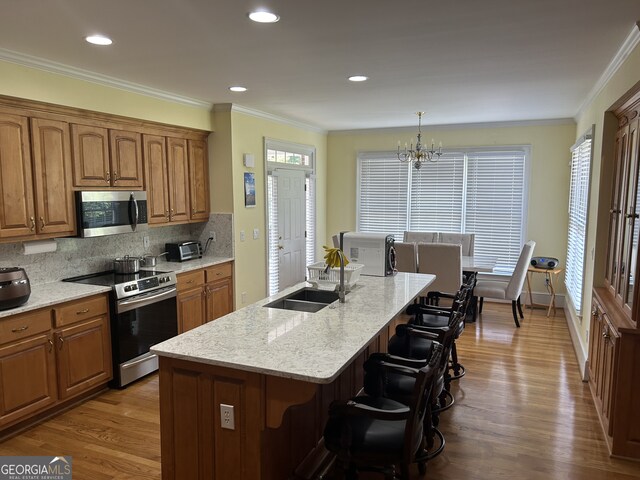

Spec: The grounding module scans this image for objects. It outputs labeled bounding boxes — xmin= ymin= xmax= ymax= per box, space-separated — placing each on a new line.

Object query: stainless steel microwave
xmin=76 ymin=191 xmax=148 ymax=237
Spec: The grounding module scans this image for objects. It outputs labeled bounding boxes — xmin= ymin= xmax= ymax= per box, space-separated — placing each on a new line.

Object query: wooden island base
xmin=158 ymin=316 xmax=404 ymax=480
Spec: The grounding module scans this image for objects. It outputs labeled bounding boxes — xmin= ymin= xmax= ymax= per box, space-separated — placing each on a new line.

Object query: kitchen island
xmin=151 ymin=272 xmax=434 ymax=480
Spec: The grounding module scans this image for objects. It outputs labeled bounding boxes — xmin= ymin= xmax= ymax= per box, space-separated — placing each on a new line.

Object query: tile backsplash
xmin=0 ymin=213 xmax=233 ymax=285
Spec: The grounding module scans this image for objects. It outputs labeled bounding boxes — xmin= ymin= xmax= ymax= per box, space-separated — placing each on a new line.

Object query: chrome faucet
xmin=338 ymin=232 xmax=346 ymax=303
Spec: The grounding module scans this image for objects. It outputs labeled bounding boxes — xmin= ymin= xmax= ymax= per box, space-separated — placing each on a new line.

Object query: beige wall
xmin=573 ymin=42 xmax=640 ymax=352
xmin=0 ymin=60 xmax=211 ymax=130
xmin=327 ymin=122 xmax=577 ymax=293
xmin=224 ymin=109 xmax=328 ymax=306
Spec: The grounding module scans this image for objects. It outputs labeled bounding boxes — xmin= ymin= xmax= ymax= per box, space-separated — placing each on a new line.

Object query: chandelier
xmin=397 ymin=112 xmax=442 ymax=170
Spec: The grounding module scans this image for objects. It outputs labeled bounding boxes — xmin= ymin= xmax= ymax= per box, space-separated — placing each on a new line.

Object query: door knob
xmin=278 ymin=245 xmax=284 ymax=250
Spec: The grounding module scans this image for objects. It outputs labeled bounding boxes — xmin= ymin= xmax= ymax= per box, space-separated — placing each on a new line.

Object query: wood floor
xmin=2 ymin=303 xmax=640 ymax=479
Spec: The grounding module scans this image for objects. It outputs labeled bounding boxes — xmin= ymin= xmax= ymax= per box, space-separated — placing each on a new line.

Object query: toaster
xmin=0 ymin=267 xmax=31 ymax=310
xmin=165 ymin=241 xmax=203 ymax=262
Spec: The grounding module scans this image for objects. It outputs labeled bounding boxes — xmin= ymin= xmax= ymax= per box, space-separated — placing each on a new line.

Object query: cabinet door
xmin=620 ymin=118 xmax=639 ymax=315
xmin=71 ymin=124 xmax=110 ymax=187
xmin=177 ymin=287 xmax=205 ymax=333
xmin=601 ymin=318 xmax=619 ymax=435
xmin=0 ymin=113 xmax=36 ymax=239
xmin=0 ymin=333 xmax=57 ymax=427
xmin=30 ymin=118 xmax=76 ymax=236
xmin=188 ymin=139 xmax=210 ymax=221
xmin=143 ymin=134 xmax=170 ymax=224
xmin=167 ymin=137 xmax=190 ymax=223
xmin=206 ymin=278 xmax=233 ymax=322
xmin=109 ymin=129 xmax=143 ymax=188
xmin=605 ymin=128 xmax=627 ymax=291
xmin=55 ymin=315 xmax=112 ymax=400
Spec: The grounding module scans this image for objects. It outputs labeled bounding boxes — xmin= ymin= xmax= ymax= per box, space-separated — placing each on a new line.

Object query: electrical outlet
xmin=240 ymin=230 xmax=245 ymax=242
xmin=209 ymin=231 xmax=216 ymax=242
xmin=241 ymin=292 xmax=247 ymax=304
xmin=143 ymin=235 xmax=150 ymax=249
xmin=220 ymin=404 xmax=235 ymax=430
xmin=253 ymin=228 xmax=259 ymax=240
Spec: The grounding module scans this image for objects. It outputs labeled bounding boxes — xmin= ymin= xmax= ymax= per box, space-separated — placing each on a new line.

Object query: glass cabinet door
xmin=621 ymin=120 xmax=639 ymax=313
xmin=606 ymin=129 xmax=626 ymax=290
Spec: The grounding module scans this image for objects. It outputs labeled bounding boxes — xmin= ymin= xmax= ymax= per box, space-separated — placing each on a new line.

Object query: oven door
xmin=113 ymin=286 xmax=177 ymax=386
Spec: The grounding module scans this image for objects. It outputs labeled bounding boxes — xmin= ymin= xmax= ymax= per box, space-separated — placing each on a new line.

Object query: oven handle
xmin=117 ymin=286 xmax=177 ymax=314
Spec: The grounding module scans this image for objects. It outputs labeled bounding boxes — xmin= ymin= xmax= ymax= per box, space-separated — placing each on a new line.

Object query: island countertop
xmin=151 ymin=272 xmax=434 ymax=384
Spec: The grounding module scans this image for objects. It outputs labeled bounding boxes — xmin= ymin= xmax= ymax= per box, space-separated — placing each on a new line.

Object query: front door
xmin=275 ymin=169 xmax=306 ymax=290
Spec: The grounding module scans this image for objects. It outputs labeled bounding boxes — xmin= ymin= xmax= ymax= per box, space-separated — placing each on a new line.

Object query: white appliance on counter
xmin=340 ymin=232 xmax=395 ymax=276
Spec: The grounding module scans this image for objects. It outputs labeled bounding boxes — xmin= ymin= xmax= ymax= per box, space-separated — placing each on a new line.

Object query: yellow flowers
xmin=322 ymin=245 xmax=349 ymax=268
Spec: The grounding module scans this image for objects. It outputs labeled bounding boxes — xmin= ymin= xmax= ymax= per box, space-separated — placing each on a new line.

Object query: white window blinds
xmin=465 ymin=150 xmax=526 ymax=274
xmin=357 ymin=152 xmax=409 ymax=240
xmin=357 ymin=147 xmax=529 ymax=274
xmin=565 ymin=128 xmax=593 ymax=314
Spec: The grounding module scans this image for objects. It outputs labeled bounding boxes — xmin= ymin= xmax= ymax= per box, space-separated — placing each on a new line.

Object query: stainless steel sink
xmin=264 ymin=287 xmax=342 ymax=312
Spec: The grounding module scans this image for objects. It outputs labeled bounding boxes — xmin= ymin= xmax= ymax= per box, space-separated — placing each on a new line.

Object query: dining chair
xmin=394 ymin=241 xmax=418 ymax=273
xmin=474 ymin=240 xmax=536 ymax=327
xmin=417 ymin=242 xmax=462 ymax=304
xmin=403 ymin=231 xmax=439 ymax=243
xmin=438 ymin=232 xmax=475 ymax=256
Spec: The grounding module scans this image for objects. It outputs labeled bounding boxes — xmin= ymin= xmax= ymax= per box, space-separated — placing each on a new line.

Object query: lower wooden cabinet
xmin=589 ymin=288 xmax=640 ymax=459
xmin=0 ymin=333 xmax=57 ymax=428
xmin=177 ymin=262 xmax=234 ymax=333
xmin=0 ymin=293 xmax=112 ymax=431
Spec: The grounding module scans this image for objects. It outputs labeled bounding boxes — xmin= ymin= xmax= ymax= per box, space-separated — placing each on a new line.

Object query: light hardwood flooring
xmin=2 ymin=303 xmax=640 ymax=479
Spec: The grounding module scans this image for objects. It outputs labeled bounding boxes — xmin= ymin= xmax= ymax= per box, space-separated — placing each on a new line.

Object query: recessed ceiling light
xmin=85 ymin=35 xmax=112 ymax=46
xmin=229 ymin=86 xmax=247 ymax=92
xmin=348 ymin=75 xmax=368 ymax=82
xmin=248 ymin=11 xmax=280 ymax=23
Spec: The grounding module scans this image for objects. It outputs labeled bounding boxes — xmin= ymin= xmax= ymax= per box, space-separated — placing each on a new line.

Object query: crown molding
xmin=214 ymin=103 xmax=327 ymax=134
xmin=575 ymin=24 xmax=640 ymax=118
xmin=329 ymin=117 xmax=576 ymax=135
xmin=0 ymin=47 xmax=212 ymax=109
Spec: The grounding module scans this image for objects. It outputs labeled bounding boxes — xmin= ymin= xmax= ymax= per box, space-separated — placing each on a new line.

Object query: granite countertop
xmin=151 ymin=272 xmax=435 ymax=384
xmin=0 ymin=255 xmax=234 ymax=319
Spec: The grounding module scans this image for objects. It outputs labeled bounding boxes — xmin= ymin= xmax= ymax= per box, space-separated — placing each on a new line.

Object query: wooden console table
xmin=525 ymin=266 xmax=563 ymax=317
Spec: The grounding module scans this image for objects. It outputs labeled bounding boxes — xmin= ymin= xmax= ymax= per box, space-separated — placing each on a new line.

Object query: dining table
xmin=462 ymin=256 xmax=497 ymax=322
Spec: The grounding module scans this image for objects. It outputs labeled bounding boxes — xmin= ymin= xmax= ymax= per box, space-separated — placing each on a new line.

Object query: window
xmin=357 ymin=147 xmax=528 ymax=274
xmin=266 ymin=139 xmax=316 ymax=296
xmin=565 ymin=128 xmax=593 ymax=314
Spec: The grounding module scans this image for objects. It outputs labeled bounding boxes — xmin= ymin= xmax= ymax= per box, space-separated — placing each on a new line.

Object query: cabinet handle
xmin=602 ymin=331 xmax=610 ymax=339
xmin=216 ymin=272 xmax=223 ymax=276
xmin=11 ymin=325 xmax=29 ymax=333
xmin=106 ymin=171 xmax=111 ymax=183
xmin=610 ymin=208 xmax=621 ymax=214
xmin=186 ymin=280 xmax=194 ymax=284
xmin=30 ymin=216 xmax=35 ymax=231
xmin=48 ymin=338 xmax=54 ymax=353
xmin=76 ymin=308 xmax=90 ymax=315
xmin=165 ymin=210 xmax=170 ymax=219
xmin=57 ymin=335 xmax=64 ymax=350
xmin=40 ymin=216 xmax=45 ymax=230
xmin=625 ymin=212 xmax=639 ymax=219
xmin=591 ymin=308 xmax=599 ymax=319
xmin=113 ymin=171 xmax=118 ymax=183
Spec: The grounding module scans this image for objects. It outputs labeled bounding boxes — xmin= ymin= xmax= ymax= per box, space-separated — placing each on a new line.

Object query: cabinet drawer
xmin=177 ymin=270 xmax=205 ymax=292
xmin=0 ymin=309 xmax=52 ymax=345
xmin=53 ymin=294 xmax=108 ymax=328
xmin=205 ymin=263 xmax=232 ymax=283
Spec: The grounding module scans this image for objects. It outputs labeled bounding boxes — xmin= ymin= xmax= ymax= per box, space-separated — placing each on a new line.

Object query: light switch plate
xmin=253 ymin=228 xmax=259 ymax=239
xmin=240 ymin=230 xmax=245 ymax=242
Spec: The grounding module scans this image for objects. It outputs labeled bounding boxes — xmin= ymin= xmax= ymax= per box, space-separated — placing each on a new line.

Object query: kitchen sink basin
xmin=264 ymin=287 xmax=343 ymax=312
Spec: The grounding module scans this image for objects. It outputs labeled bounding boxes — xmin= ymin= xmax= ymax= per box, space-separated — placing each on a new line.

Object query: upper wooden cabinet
xmin=144 ymin=135 xmax=210 ymax=226
xmin=71 ymin=124 xmax=144 ymax=189
xmin=0 ymin=114 xmax=75 ymax=241
xmin=188 ymin=139 xmax=210 ymax=222
xmin=0 ymin=113 xmax=35 ymax=239
xmin=30 ymin=118 xmax=76 ymax=236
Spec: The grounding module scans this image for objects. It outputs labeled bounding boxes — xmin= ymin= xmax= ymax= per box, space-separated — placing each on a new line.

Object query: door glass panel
xmin=625 ymin=127 xmax=639 ymax=307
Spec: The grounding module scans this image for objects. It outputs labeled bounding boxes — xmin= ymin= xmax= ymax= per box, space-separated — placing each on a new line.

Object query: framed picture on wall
xmin=244 ymin=172 xmax=256 ymax=207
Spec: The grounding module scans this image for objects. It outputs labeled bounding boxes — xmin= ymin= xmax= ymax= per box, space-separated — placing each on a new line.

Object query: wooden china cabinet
xmin=590 ymin=89 xmax=640 ymax=459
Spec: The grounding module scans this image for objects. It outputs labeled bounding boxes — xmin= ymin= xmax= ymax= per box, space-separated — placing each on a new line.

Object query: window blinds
xmin=565 ymin=130 xmax=593 ymax=314
xmin=357 ymin=147 xmax=528 ymax=274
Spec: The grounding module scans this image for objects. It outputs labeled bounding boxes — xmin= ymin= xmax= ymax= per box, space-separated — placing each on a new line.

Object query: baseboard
xmin=564 ymin=303 xmax=589 ymax=381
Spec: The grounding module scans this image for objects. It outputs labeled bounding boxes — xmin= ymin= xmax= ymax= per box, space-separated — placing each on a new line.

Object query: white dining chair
xmin=404 ymin=231 xmax=439 ymax=243
xmin=417 ymin=242 xmax=463 ymax=303
xmin=439 ymin=232 xmax=475 ymax=256
xmin=394 ymin=241 xmax=418 ymax=273
xmin=474 ymin=240 xmax=536 ymax=327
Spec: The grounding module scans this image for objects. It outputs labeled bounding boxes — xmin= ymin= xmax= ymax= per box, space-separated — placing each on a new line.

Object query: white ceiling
xmin=1 ymin=0 xmax=639 ymax=131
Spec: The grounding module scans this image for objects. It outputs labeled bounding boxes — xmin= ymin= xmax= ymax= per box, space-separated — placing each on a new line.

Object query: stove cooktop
xmin=63 ymin=269 xmax=177 ymax=299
